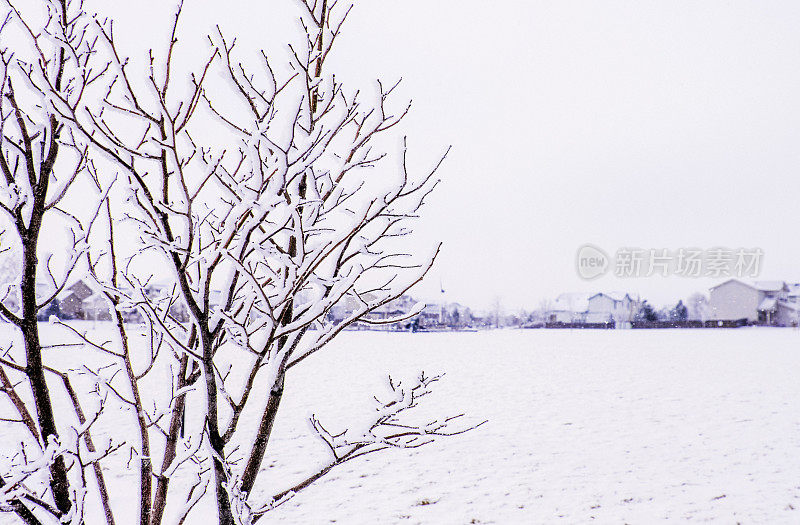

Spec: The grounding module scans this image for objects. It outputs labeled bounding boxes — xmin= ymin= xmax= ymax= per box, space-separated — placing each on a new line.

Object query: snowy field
xmin=3 ymin=327 xmax=800 ymax=524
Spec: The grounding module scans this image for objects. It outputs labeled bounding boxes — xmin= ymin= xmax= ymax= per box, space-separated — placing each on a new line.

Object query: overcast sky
xmin=64 ymin=1 xmax=800 ymax=310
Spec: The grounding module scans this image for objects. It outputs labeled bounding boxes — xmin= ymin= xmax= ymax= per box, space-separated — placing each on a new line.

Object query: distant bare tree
xmin=687 ymin=292 xmax=709 ymax=323
xmin=491 ymin=297 xmax=504 ymax=328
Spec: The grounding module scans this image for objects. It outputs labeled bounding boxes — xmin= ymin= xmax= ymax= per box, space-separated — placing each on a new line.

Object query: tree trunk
xmin=203 ymin=342 xmax=234 ymax=525
xmin=240 ymin=370 xmax=284 ymax=495
xmin=240 ymin=290 xmax=294 ymax=496
xmin=21 ymin=239 xmax=71 ymax=516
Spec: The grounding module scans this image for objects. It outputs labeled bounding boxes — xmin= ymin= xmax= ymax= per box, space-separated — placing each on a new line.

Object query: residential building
xmin=708 ymin=279 xmax=799 ymax=326
xmin=59 ymin=280 xmax=95 ymax=319
xmin=548 ymin=291 xmax=639 ymax=326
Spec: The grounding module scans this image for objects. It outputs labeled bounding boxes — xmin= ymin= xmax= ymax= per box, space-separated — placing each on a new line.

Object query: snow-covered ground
xmin=3 ymin=327 xmax=800 ymax=523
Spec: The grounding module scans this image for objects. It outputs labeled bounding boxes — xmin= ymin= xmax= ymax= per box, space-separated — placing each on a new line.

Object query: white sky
xmin=36 ymin=1 xmax=800 ymax=310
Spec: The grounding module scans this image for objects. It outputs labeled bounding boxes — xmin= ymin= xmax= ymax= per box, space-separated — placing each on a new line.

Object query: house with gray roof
xmin=708 ymin=279 xmax=800 ymax=326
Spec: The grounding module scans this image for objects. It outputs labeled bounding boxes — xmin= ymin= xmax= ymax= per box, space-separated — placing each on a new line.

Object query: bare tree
xmin=687 ymin=292 xmax=709 ymax=323
xmin=491 ymin=296 xmax=504 ymax=328
xmin=0 ymin=0 xmax=482 ymax=524
xmin=0 ymin=1 xmax=116 ymax=522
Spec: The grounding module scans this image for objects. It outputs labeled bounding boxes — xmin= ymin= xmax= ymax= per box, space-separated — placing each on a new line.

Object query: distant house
xmin=549 ymin=293 xmax=591 ymax=323
xmin=418 ymin=304 xmax=444 ymax=328
xmin=327 ymin=293 xmax=376 ymax=326
xmin=325 ymin=293 xmax=422 ymax=329
xmin=59 ymin=280 xmax=95 ymax=320
xmin=605 ymin=292 xmax=639 ymax=324
xmin=776 ymin=300 xmax=800 ymax=327
xmin=549 ymin=292 xmax=639 ymax=326
xmin=442 ymin=303 xmax=472 ymax=329
xmin=469 ymin=312 xmax=492 ymax=329
xmin=327 ymin=300 xmax=352 ymax=325
xmin=368 ymin=295 xmax=417 ymax=323
xmin=787 ymin=283 xmax=800 ymax=302
xmin=83 ymin=293 xmax=113 ymax=321
xmin=708 ymin=279 xmax=799 ymax=326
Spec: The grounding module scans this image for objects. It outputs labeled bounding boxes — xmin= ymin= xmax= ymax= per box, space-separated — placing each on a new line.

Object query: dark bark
xmin=202 ymin=332 xmax=234 ymax=525
xmin=21 ymin=235 xmax=71 ymax=516
xmin=240 ymin=370 xmax=284 ymax=495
